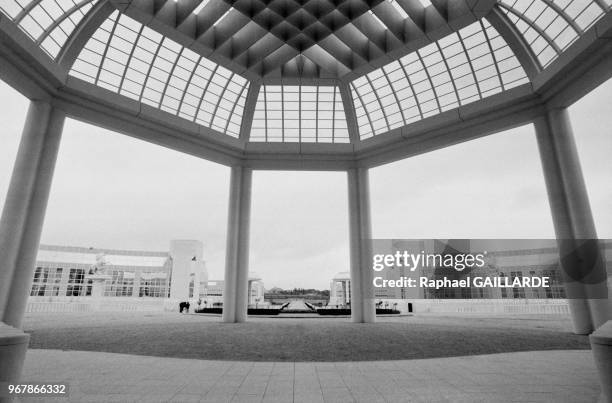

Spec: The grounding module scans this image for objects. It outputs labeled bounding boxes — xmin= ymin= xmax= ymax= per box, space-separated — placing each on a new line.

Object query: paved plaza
xmin=21 ymin=312 xmax=589 ymax=362
xmin=18 ymin=349 xmax=600 ymax=403
xmin=11 ymin=312 xmax=601 ymax=402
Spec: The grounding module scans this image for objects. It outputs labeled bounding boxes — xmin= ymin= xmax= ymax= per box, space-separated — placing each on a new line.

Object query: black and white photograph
xmin=0 ymin=0 xmax=611 ymax=402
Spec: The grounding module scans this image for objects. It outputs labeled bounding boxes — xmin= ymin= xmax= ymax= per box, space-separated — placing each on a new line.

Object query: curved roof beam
xmin=58 ymin=0 xmax=115 ymax=70
xmin=435 ymin=41 xmax=462 ymax=104
xmin=415 ymin=50 xmax=442 ymax=113
xmin=538 ymin=0 xmax=581 ymax=34
xmin=497 ymin=3 xmax=561 ymax=54
xmin=365 ymin=74 xmax=391 ymax=130
xmin=13 ymin=0 xmax=44 ymax=23
xmin=193 ymin=64 xmax=220 ymax=126
xmin=35 ymin=0 xmax=93 ymax=45
xmin=209 ymin=71 xmax=235 ymax=122
xmin=1 ymin=0 xmax=101 ymax=60
xmin=157 ymin=47 xmax=186 ymax=110
xmin=237 ymin=83 xmax=259 ymax=141
xmin=381 ymin=65 xmax=407 ymax=123
xmin=485 ymin=7 xmax=541 ymax=80
xmin=480 ymin=19 xmax=507 ymax=91
xmin=454 ymin=30 xmax=482 ymax=100
xmin=350 ymin=82 xmax=377 ymax=138
xmin=397 ymin=62 xmax=424 ymax=119
xmin=338 ymin=82 xmax=360 ymax=144
xmin=175 ymin=53 xmax=203 ymax=113
xmin=225 ymin=82 xmax=249 ymax=135
xmin=490 ymin=1 xmax=610 ymax=70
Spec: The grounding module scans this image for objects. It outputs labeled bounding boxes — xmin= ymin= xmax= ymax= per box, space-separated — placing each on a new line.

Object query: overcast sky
xmin=0 ymin=79 xmax=610 ymax=289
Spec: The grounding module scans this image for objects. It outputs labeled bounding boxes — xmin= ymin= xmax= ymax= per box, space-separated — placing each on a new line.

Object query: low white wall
xmin=371 ymin=299 xmax=569 ymax=315
xmin=26 ymin=297 xmax=166 ymax=313
xmin=412 ymin=299 xmax=570 ymax=315
xmin=26 ymin=297 xmax=571 ymax=315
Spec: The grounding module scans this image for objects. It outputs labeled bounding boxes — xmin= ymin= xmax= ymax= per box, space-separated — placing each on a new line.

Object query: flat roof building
xmin=28 ymin=241 xmax=207 ymax=309
xmin=32 ymin=244 xmax=172 ymax=299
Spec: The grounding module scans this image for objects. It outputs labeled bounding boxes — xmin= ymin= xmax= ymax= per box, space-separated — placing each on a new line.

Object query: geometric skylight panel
xmin=0 ymin=0 xmax=96 ymax=59
xmin=69 ymin=11 xmax=249 ymax=137
xmin=351 ymin=19 xmax=529 ymax=139
xmin=499 ymin=0 xmax=608 ymax=68
xmin=251 ymin=85 xmax=349 ymax=143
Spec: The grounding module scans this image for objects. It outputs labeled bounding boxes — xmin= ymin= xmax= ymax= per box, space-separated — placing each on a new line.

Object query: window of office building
xmin=66 ymin=268 xmax=85 ymax=296
xmin=104 ymin=271 xmax=135 ymax=297
xmin=543 ymin=268 xmax=566 ymax=299
xmin=511 ymin=271 xmax=525 ymax=299
xmin=30 ymin=267 xmax=63 ymax=296
xmin=188 ymin=273 xmax=195 ymax=299
xmin=139 ymin=272 xmax=169 ymax=298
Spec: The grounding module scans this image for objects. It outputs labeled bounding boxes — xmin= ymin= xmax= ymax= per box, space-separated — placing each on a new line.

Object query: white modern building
xmin=26 ymin=241 xmax=208 ymax=312
xmin=169 ymin=240 xmax=208 ymax=302
xmin=329 ymin=272 xmax=351 ymax=307
xmin=201 ymin=275 xmax=266 ymax=307
xmin=31 ymin=244 xmax=172 ymax=299
xmin=27 ymin=241 xmax=267 ymax=312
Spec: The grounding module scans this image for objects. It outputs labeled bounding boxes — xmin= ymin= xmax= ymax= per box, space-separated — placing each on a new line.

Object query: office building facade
xmin=27 ymin=241 xmax=208 ymax=310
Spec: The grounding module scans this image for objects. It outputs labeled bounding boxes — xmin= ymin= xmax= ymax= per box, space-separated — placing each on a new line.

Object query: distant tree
xmin=268 ymin=287 xmax=330 ymax=297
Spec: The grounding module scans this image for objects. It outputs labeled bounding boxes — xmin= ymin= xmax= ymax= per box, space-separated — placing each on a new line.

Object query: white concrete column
xmin=0 ymin=101 xmax=64 ymax=329
xmin=222 ymin=166 xmax=252 ymax=323
xmin=347 ymin=167 xmax=376 ymax=323
xmin=534 ymin=108 xmax=610 ymax=334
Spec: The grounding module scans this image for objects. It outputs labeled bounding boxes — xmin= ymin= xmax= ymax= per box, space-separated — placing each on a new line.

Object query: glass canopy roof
xmin=0 ymin=0 xmax=96 ymax=59
xmin=70 ymin=11 xmax=249 ymax=137
xmin=351 ymin=19 xmax=528 ymax=139
xmin=498 ymin=0 xmax=611 ymax=68
xmin=0 ymin=0 xmax=610 ymax=142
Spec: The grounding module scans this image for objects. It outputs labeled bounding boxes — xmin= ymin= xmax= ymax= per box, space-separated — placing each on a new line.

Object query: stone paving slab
xmin=15 ymin=349 xmax=600 ymax=403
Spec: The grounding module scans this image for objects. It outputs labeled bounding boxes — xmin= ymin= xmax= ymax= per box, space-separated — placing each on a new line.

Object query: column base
xmin=363 ymin=300 xmax=376 ymax=324
xmin=0 ymin=322 xmax=30 ymax=384
xmin=568 ymin=299 xmax=594 ymax=335
xmin=222 ymin=312 xmax=246 ymax=323
xmin=589 ymin=298 xmax=612 ymax=330
xmin=589 ymin=321 xmax=612 ymax=403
